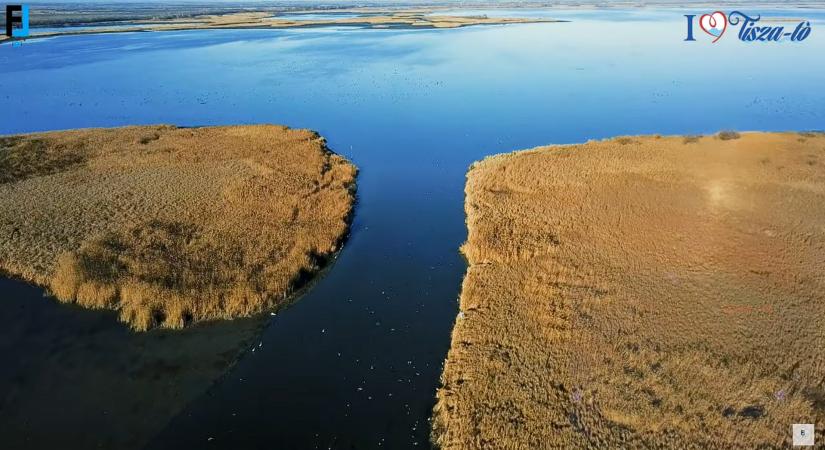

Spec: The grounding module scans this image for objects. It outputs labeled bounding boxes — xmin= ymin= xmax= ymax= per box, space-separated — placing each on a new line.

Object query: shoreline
xmin=1 ymin=10 xmax=562 ymax=42
xmin=6 ymin=2 xmax=821 ymax=43
xmin=0 ymin=124 xmax=357 ymax=331
xmin=434 ymin=131 xmax=825 ymax=448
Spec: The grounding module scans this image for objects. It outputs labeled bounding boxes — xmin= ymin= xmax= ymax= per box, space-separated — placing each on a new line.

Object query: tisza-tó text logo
xmin=685 ymin=11 xmax=811 ymax=43
xmin=5 ymin=4 xmax=29 ymax=38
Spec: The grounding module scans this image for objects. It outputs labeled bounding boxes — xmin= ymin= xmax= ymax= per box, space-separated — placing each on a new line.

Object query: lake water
xmin=1 ymin=8 xmax=824 ymax=449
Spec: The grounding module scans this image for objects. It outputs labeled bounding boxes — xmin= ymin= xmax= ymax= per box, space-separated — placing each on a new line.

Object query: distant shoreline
xmin=5 ymin=3 xmax=822 ymax=42
xmin=0 ymin=9 xmax=562 ymax=42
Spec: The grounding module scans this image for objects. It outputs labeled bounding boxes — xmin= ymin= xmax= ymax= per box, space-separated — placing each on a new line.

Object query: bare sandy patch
xmin=0 ymin=124 xmax=356 ymax=331
xmin=433 ymin=132 xmax=825 ymax=448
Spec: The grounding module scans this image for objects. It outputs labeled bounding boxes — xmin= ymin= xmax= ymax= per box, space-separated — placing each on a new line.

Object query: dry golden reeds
xmin=0 ymin=124 xmax=356 ymax=331
xmin=434 ymin=132 xmax=825 ymax=449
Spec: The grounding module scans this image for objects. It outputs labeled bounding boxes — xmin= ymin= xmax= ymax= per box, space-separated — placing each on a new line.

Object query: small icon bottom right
xmin=793 ymin=424 xmax=815 ymax=446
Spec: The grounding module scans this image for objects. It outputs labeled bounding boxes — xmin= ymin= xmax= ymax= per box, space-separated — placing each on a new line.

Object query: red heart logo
xmin=699 ymin=11 xmax=727 ymax=43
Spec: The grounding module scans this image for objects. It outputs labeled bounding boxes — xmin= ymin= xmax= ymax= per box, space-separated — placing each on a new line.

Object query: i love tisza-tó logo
xmin=685 ymin=11 xmax=811 ymax=43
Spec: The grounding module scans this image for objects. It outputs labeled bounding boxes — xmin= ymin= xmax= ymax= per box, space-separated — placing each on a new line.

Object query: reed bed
xmin=0 ymin=124 xmax=356 ymax=330
xmin=433 ymin=132 xmax=825 ymax=449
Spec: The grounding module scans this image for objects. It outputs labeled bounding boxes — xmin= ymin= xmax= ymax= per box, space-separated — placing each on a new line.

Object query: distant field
xmin=434 ymin=132 xmax=825 ymax=448
xmin=2 ymin=4 xmax=269 ymax=26
xmin=0 ymin=125 xmax=356 ymax=331
xmin=5 ymin=9 xmax=558 ymax=40
xmin=0 ymin=3 xmax=550 ymax=27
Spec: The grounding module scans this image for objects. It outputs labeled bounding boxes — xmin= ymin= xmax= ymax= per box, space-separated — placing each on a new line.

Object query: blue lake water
xmin=1 ymin=8 xmax=824 ymax=449
xmin=428 ymin=6 xmax=825 ymax=22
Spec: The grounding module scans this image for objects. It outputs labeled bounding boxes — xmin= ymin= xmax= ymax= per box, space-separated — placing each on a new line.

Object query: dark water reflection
xmin=1 ymin=9 xmax=825 ymax=449
xmin=0 ymin=277 xmax=266 ymax=449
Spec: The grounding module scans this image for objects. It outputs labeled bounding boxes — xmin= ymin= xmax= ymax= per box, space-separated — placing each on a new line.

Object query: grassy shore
xmin=7 ymin=10 xmax=559 ymax=41
xmin=433 ymin=132 xmax=825 ymax=448
xmin=0 ymin=125 xmax=356 ymax=331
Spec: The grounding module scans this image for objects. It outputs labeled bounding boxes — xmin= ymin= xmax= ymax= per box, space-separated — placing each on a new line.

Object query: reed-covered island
xmin=2 ymin=9 xmax=562 ymax=41
xmin=434 ymin=132 xmax=825 ymax=448
xmin=0 ymin=125 xmax=356 ymax=330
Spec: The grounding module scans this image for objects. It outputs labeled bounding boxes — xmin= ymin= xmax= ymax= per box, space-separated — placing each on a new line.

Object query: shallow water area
xmin=1 ymin=7 xmax=825 ymax=449
xmin=427 ymin=6 xmax=825 ymax=22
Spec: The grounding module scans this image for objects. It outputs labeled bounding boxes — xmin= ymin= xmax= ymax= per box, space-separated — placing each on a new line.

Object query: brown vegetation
xmin=25 ymin=10 xmax=560 ymax=39
xmin=0 ymin=125 xmax=356 ymax=330
xmin=718 ymin=130 xmax=742 ymax=140
xmin=433 ymin=132 xmax=825 ymax=448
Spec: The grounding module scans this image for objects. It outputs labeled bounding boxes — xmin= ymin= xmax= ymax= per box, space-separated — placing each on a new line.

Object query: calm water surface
xmin=1 ymin=8 xmax=824 ymax=450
